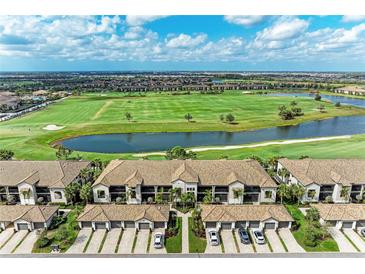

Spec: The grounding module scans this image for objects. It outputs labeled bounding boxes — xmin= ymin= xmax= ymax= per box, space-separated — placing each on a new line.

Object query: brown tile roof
xmin=77 ymin=204 xmax=170 ymax=222
xmin=278 ymin=158 xmax=365 ymax=186
xmin=0 ymin=205 xmax=59 ymax=223
xmin=0 ymin=160 xmax=90 ymax=188
xmin=200 ymin=204 xmax=293 ymax=222
xmin=94 ymin=160 xmax=276 ymax=188
xmin=312 ymin=203 xmax=365 ymax=221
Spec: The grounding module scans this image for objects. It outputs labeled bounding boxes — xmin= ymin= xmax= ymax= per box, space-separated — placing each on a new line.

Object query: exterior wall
xmin=18 ymin=182 xmax=36 ymax=205
xmin=93 ymin=184 xmax=110 ymax=203
xmin=50 ymin=188 xmax=67 ymax=204
xmin=260 ymin=187 xmax=277 ymax=203
xmin=336 ymin=220 xmax=356 ymax=229
xmin=332 ymin=184 xmax=350 ymax=203
xmin=172 ymin=180 xmax=197 ymax=199
xmin=0 ymin=222 xmax=7 ymax=230
xmin=228 ymin=182 xmax=244 ymax=204
xmin=303 ymin=183 xmax=321 ymax=202
xmin=127 ymin=185 xmax=142 ymax=204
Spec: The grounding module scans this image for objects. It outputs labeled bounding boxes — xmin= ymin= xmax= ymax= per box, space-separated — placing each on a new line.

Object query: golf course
xmin=1 ymin=90 xmax=365 ymax=161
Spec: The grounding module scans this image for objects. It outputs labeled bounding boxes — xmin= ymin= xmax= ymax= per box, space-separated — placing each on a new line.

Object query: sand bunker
xmin=43 ymin=124 xmax=65 ymax=131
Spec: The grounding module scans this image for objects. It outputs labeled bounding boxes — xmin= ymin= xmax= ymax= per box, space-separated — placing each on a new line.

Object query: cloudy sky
xmin=0 ymin=15 xmax=365 ymax=71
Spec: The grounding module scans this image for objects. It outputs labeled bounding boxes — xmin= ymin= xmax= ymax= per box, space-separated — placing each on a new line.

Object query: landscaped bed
xmin=188 ymin=217 xmax=206 ymax=253
xmin=165 ymin=217 xmax=182 ymax=253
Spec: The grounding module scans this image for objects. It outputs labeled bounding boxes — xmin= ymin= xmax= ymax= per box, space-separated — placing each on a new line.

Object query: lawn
xmin=285 ymin=204 xmax=339 ymax=252
xmin=188 ymin=217 xmax=206 ymax=253
xmin=1 ymin=91 xmax=365 ymax=161
xmin=165 ymin=217 xmax=182 ymax=253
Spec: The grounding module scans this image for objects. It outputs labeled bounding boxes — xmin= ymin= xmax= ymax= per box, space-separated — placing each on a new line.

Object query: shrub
xmin=305 ymin=208 xmax=321 ymax=223
xmin=35 ymin=234 xmax=51 ymax=248
xmin=325 ymin=196 xmax=333 ymax=203
xmin=335 ymin=102 xmax=341 ymax=107
xmin=49 ymin=215 xmax=66 ymax=230
xmin=314 ymin=94 xmax=322 ymax=101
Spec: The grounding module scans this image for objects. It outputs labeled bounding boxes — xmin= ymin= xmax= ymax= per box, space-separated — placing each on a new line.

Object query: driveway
xmin=234 ymin=230 xmax=254 ymax=253
xmin=249 ymin=229 xmax=271 ymax=253
xmin=0 ymin=228 xmax=14 ymax=248
xmin=0 ymin=230 xmax=28 ymax=254
xmin=265 ymin=230 xmax=285 ymax=253
xmin=66 ymin=228 xmax=92 ymax=254
xmin=278 ymin=228 xmax=305 ymax=253
xmin=117 ymin=228 xmax=135 ymax=254
xmin=221 ymin=230 xmax=237 ymax=253
xmin=204 ymin=230 xmax=221 ymax=254
xmin=343 ymin=229 xmax=365 ymax=252
xmin=134 ymin=229 xmax=150 ymax=254
xmin=328 ymin=227 xmax=357 ymax=253
xmin=85 ymin=229 xmax=106 ymax=254
xmin=14 ymin=230 xmax=40 ymax=254
xmin=149 ymin=229 xmax=167 ymax=254
xmin=100 ymin=229 xmax=122 ymax=254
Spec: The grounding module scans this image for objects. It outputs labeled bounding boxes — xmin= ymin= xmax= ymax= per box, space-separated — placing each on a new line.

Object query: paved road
xmin=14 ymin=230 xmax=39 ymax=254
xmin=278 ymin=228 xmax=305 ymax=253
xmin=0 ymin=230 xmax=28 ymax=254
xmin=0 ymin=228 xmax=14 ymax=248
xmin=134 ymin=230 xmax=150 ymax=254
xmin=204 ymin=230 xmax=221 ymax=254
xmin=67 ymin=228 xmax=92 ymax=254
xmin=85 ymin=229 xmax=106 ymax=254
xmin=149 ymin=229 xmax=167 ymax=254
xmin=343 ymin=229 xmax=365 ymax=252
xmin=221 ymin=230 xmax=237 ymax=254
xmin=100 ymin=229 xmax=121 ymax=254
xmin=234 ymin=230 xmax=254 ymax=253
xmin=265 ymin=230 xmax=285 ymax=253
xmin=118 ymin=229 xmax=135 ymax=254
xmin=250 ymin=230 xmax=271 ymax=253
xmin=328 ymin=228 xmax=357 ymax=253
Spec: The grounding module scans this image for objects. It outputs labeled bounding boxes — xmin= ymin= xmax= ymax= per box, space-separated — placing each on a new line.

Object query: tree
xmin=318 ymin=104 xmax=325 ymax=112
xmin=314 ymin=94 xmax=322 ymax=101
xmin=219 ymin=114 xmax=225 ymax=123
xmin=180 ymin=192 xmax=195 ymax=210
xmin=277 ymin=184 xmax=289 ymax=204
xmin=56 ymin=145 xmax=73 ymax=160
xmin=305 ymin=208 xmax=320 ymax=223
xmin=290 ymin=100 xmax=298 ymax=107
xmin=0 ymin=149 xmax=14 ymax=160
xmin=125 ymin=112 xmax=132 ymax=121
xmin=292 ymin=184 xmax=305 ymax=205
xmin=169 ymin=187 xmax=181 ymax=206
xmin=291 ymin=106 xmax=303 ymax=116
xmin=65 ymin=182 xmax=81 ymax=205
xmin=278 ymin=167 xmax=290 ymax=183
xmin=225 ymin=113 xmax=235 ymax=124
xmin=166 ymin=146 xmax=197 ymax=160
xmin=340 ymin=187 xmax=350 ymax=201
xmin=80 ymin=183 xmax=93 ymax=204
xmin=202 ymin=189 xmax=213 ymax=204
xmin=335 ymin=102 xmax=341 ymax=107
xmin=155 ymin=188 xmax=164 ymax=204
xmin=184 ymin=113 xmax=193 ymax=122
xmin=232 ymin=188 xmax=244 ymax=204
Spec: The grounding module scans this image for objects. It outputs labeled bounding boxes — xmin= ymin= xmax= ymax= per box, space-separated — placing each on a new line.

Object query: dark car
xmin=238 ymin=228 xmax=250 ymax=244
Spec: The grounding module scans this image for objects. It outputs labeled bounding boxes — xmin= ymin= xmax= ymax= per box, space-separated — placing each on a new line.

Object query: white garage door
xmin=125 ymin=221 xmax=135 ymax=228
xmin=95 ymin=222 xmax=107 ymax=229
xmin=357 ymin=220 xmax=365 ymax=227
xmin=264 ymin=223 xmax=276 ymax=230
xmin=34 ymin=222 xmax=44 ymax=229
xmin=278 ymin=222 xmax=290 ymax=229
xmin=111 ymin=221 xmax=122 ymax=228
xmin=249 ymin=221 xmax=260 ymax=228
xmin=139 ymin=223 xmax=150 ymax=230
xmin=82 ymin=222 xmax=92 ymax=228
xmin=206 ymin=222 xmax=216 ymax=229
xmin=154 ymin=222 xmax=165 ymax=229
xmin=17 ymin=223 xmax=29 ymax=230
xmin=221 ymin=222 xmax=232 ymax=230
xmin=342 ymin=222 xmax=354 ymax=229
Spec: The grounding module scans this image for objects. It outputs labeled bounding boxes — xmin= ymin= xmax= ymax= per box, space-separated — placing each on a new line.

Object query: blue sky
xmin=0 ymin=15 xmax=365 ymax=71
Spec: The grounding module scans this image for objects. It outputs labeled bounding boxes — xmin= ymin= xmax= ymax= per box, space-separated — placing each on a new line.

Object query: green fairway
xmin=1 ymin=91 xmax=365 ymax=160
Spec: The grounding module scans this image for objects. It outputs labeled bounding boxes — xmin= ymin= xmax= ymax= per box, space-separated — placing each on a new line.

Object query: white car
xmin=253 ymin=230 xmax=265 ymax=245
xmin=153 ymin=232 xmax=164 ymax=249
xmin=208 ymin=229 xmax=220 ymax=246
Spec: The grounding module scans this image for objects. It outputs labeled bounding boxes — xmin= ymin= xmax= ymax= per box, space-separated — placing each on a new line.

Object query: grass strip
xmin=11 ymin=231 xmax=29 ymax=253
xmin=219 ymin=231 xmax=225 ymax=253
xmin=97 ymin=230 xmax=108 ymax=253
xmin=114 ymin=229 xmax=124 ymax=253
xmin=131 ymin=230 xmax=138 ymax=253
xmin=232 ymin=230 xmax=240 ymax=253
xmin=277 ymin=230 xmax=288 ymax=252
xmin=341 ymin=230 xmax=360 ymax=252
xmin=0 ymin=231 xmax=15 ymax=249
xmin=247 ymin=230 xmax=256 ymax=253
xmin=146 ymin=230 xmax=152 ymax=253
xmin=83 ymin=230 xmax=94 ymax=253
xmin=264 ymin=234 xmax=273 ymax=252
xmin=165 ymin=217 xmax=182 ymax=253
xmin=188 ymin=217 xmax=206 ymax=253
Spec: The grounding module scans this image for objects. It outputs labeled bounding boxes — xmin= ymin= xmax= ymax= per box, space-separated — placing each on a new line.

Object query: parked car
xmin=208 ymin=229 xmax=220 ymax=246
xmin=360 ymin=228 xmax=365 ymax=237
xmin=153 ymin=232 xmax=164 ymax=249
xmin=238 ymin=228 xmax=250 ymax=244
xmin=253 ymin=230 xmax=265 ymax=245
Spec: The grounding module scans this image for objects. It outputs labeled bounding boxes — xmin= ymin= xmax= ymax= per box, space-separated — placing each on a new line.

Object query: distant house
xmin=277 ymin=158 xmax=365 ymax=203
xmin=334 ymin=86 xmax=365 ymax=96
xmin=92 ymin=160 xmax=277 ymax=205
xmin=0 ymin=161 xmax=90 ymax=205
xmin=0 ymin=205 xmax=59 ymax=231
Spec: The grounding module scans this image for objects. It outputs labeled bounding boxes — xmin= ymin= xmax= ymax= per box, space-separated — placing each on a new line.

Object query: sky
xmin=0 ymin=15 xmax=365 ymax=71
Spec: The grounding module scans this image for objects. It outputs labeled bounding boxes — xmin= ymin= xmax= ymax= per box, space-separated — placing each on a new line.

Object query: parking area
xmin=0 ymin=228 xmax=14 ymax=249
xmin=204 ymin=230 xmax=221 ymax=254
xmin=117 ymin=228 xmax=136 ymax=254
xmin=85 ymin=229 xmax=106 ymax=254
xmin=234 ymin=230 xmax=254 ymax=253
xmin=67 ymin=228 xmax=92 ymax=254
xmin=278 ymin=228 xmax=305 ymax=253
xmin=249 ymin=229 xmax=271 ymax=253
xmin=134 ymin=229 xmax=150 ymax=254
xmin=0 ymin=230 xmax=28 ymax=254
xmin=265 ymin=230 xmax=285 ymax=253
xmin=14 ymin=230 xmax=40 ymax=254
xmin=343 ymin=229 xmax=365 ymax=252
xmin=149 ymin=229 xmax=167 ymax=254
xmin=220 ymin=230 xmax=237 ymax=253
xmin=328 ymin=227 xmax=357 ymax=252
xmin=100 ymin=229 xmax=122 ymax=254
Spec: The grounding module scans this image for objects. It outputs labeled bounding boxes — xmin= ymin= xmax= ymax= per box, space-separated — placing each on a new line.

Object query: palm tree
xmin=277 ymin=184 xmax=289 ymax=204
xmin=340 ymin=187 xmax=350 ymax=201
xmin=278 ymin=167 xmax=290 ymax=183
xmin=233 ymin=188 xmax=244 ymax=204
xmin=184 ymin=113 xmax=193 ymax=122
xmin=292 ymin=184 xmax=305 ymax=205
xmin=169 ymin=187 xmax=181 ymax=207
xmin=203 ymin=189 xmax=213 ymax=204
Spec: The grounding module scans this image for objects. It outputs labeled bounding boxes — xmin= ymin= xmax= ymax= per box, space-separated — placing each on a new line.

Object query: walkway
xmin=177 ymin=211 xmax=190 ymax=254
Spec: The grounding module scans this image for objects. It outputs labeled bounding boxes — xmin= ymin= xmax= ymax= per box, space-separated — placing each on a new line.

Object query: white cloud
xmin=224 ymin=16 xmax=265 ymax=27
xmin=342 ymin=15 xmax=365 ymax=23
xmin=125 ymin=16 xmax=167 ymax=26
xmin=166 ymin=33 xmax=207 ymax=48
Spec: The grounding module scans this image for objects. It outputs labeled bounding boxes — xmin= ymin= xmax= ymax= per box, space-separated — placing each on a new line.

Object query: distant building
xmin=334 ymin=86 xmax=365 ymax=96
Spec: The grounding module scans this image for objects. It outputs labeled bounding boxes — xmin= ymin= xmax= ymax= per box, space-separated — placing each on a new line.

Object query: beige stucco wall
xmin=18 ymin=182 xmax=36 ymax=205
xmin=93 ymin=184 xmax=110 ymax=203
xmin=228 ymin=181 xmax=244 ymax=204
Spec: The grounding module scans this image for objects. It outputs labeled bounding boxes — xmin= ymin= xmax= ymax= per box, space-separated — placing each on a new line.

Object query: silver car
xmin=253 ymin=230 xmax=265 ymax=245
xmin=208 ymin=229 xmax=220 ymax=246
xmin=153 ymin=232 xmax=164 ymax=249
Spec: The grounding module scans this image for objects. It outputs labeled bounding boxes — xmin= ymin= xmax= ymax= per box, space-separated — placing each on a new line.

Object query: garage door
xmin=221 ymin=222 xmax=232 ymax=230
xmin=278 ymin=222 xmax=290 ymax=229
xmin=17 ymin=223 xmax=29 ymax=230
xmin=139 ymin=223 xmax=150 ymax=230
xmin=82 ymin=222 xmax=92 ymax=228
xmin=34 ymin=222 xmax=44 ymax=229
xmin=264 ymin=223 xmax=276 ymax=230
xmin=248 ymin=221 xmax=260 ymax=228
xmin=111 ymin=221 xmax=122 ymax=228
xmin=95 ymin=222 xmax=106 ymax=229
xmin=125 ymin=221 xmax=135 ymax=228
xmin=235 ymin=221 xmax=246 ymax=229
xmin=154 ymin=222 xmax=165 ymax=229
xmin=357 ymin=220 xmax=365 ymax=227
xmin=206 ymin=222 xmax=216 ymax=229
xmin=342 ymin=222 xmax=354 ymax=229
xmin=326 ymin=221 xmax=337 ymax=227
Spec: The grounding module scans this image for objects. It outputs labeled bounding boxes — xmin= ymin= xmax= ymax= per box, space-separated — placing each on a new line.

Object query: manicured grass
xmin=98 ymin=230 xmax=108 ymax=253
xmin=131 ymin=230 xmax=138 ymax=253
xmin=165 ymin=217 xmax=182 ymax=253
xmin=264 ymin=235 xmax=273 ymax=252
xmin=1 ymin=91 xmax=364 ymax=161
xmin=83 ymin=230 xmax=94 ymax=253
xmin=146 ymin=230 xmax=152 ymax=253
xmin=277 ymin=231 xmax=288 ymax=252
xmin=232 ymin=230 xmax=240 ymax=253
xmin=114 ymin=229 xmax=123 ymax=253
xmin=12 ymin=231 xmax=29 ymax=253
xmin=285 ymin=204 xmax=339 ymax=252
xmin=188 ymin=217 xmax=206 ymax=253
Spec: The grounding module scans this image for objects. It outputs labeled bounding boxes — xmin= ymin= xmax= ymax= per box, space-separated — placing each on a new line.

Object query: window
xmin=54 ymin=191 xmax=63 ymax=199
xmin=307 ymin=189 xmax=316 ymax=199
xmin=97 ymin=190 xmax=106 ymax=199
xmin=264 ymin=190 xmax=272 ymax=199
xmin=186 ymin=187 xmax=195 ymax=192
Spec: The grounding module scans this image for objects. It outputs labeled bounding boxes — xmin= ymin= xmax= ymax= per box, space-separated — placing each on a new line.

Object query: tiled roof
xmin=312 ymin=203 xmax=365 ymax=221
xmin=0 ymin=205 xmax=59 ymax=223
